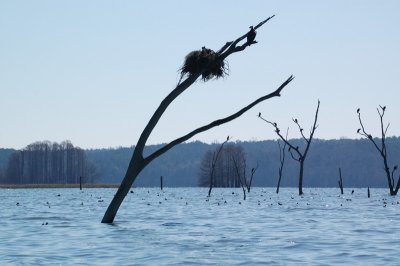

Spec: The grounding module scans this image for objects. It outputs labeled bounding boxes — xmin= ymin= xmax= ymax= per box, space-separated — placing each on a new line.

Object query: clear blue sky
xmin=1 ymin=1 xmax=400 ymax=149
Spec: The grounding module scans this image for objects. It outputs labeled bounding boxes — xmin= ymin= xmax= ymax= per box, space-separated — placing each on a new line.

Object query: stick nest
xmin=180 ymin=47 xmax=229 ymax=81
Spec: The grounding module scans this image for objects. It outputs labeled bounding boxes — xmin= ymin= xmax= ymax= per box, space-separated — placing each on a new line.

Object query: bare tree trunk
xmin=338 ymin=168 xmax=343 ymax=195
xmin=208 ymin=138 xmax=229 ymax=197
xmin=102 ymin=153 xmax=146 ymax=223
xmin=160 ymin=176 xmax=163 ymax=191
xmin=276 ymin=139 xmax=286 ymax=194
xmin=298 ymin=159 xmax=304 ymax=195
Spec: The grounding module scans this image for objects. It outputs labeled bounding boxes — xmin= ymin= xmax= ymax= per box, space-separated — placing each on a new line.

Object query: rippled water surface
xmin=1 ymin=187 xmax=400 ymax=265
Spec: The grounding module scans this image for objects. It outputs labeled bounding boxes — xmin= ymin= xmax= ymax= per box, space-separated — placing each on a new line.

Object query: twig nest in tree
xmin=180 ymin=47 xmax=228 ymax=81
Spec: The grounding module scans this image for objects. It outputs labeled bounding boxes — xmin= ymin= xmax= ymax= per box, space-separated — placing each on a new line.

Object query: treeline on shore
xmin=0 ymin=141 xmax=98 ymax=185
xmin=1 ymin=137 xmax=400 ymax=188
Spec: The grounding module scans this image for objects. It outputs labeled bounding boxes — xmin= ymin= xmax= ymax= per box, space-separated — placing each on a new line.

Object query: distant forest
xmin=0 ymin=141 xmax=97 ymax=184
xmin=2 ymin=138 xmax=400 ymax=188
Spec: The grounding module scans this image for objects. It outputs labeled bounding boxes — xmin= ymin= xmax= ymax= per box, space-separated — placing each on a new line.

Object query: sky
xmin=1 ymin=1 xmax=400 ymax=149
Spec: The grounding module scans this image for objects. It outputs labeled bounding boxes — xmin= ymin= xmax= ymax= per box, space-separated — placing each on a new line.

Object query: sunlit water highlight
xmin=1 ymin=187 xmax=399 ymax=265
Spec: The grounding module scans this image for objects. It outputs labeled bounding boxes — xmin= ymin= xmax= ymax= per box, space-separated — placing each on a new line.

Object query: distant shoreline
xmin=0 ymin=184 xmax=120 ymax=189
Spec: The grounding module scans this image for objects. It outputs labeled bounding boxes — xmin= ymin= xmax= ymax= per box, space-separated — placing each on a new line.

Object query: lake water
xmin=1 ymin=187 xmax=399 ymax=265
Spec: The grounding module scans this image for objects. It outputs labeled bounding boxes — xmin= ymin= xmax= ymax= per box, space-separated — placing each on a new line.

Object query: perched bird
xmin=247 ymin=26 xmax=257 ymax=46
xmin=294 ymin=118 xmax=298 ymax=123
xmin=357 ymin=108 xmax=360 ymax=113
xmin=258 ymin=112 xmax=261 ymax=117
xmin=357 ymin=128 xmax=361 ymax=133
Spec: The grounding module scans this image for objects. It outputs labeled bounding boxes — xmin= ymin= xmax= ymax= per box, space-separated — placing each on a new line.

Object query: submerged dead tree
xmin=357 ymin=106 xmax=400 ymax=195
xmin=259 ymin=100 xmax=320 ymax=195
xmin=208 ymin=137 xmax=230 ymax=197
xmin=102 ymin=16 xmax=294 ymax=223
xmin=276 ymin=133 xmax=288 ymax=194
xmin=338 ymin=168 xmax=344 ymax=195
xmin=232 ymin=155 xmax=258 ymax=200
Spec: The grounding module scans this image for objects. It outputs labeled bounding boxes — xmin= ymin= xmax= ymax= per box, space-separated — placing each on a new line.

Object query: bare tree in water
xmin=338 ymin=168 xmax=344 ymax=195
xmin=276 ymin=137 xmax=287 ymax=194
xmin=259 ymin=100 xmax=320 ymax=195
xmin=357 ymin=106 xmax=400 ymax=195
xmin=207 ymin=136 xmax=230 ymax=197
xmin=102 ymin=16 xmax=294 ymax=223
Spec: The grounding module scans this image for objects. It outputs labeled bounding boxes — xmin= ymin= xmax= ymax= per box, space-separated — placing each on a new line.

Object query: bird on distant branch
xmin=247 ymin=26 xmax=257 ymax=46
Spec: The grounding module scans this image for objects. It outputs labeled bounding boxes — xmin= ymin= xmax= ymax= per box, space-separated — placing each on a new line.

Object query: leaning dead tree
xmin=208 ymin=136 xmax=230 ymax=197
xmin=259 ymin=100 xmax=320 ymax=195
xmin=357 ymin=106 xmax=400 ymax=195
xmin=101 ymin=16 xmax=294 ymax=223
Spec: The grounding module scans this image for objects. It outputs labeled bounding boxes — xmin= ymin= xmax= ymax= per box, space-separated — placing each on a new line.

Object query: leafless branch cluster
xmin=356 ymin=106 xmax=400 ymax=195
xmin=232 ymin=156 xmax=259 ymax=200
xmin=258 ymin=100 xmax=320 ymax=195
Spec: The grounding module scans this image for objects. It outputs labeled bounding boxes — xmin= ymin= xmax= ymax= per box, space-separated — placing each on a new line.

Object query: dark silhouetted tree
xmin=259 ymin=100 xmax=320 ymax=195
xmin=232 ymin=154 xmax=258 ymax=200
xmin=338 ymin=168 xmax=344 ymax=195
xmin=276 ymin=137 xmax=287 ymax=194
xmin=207 ymin=137 xmax=229 ymax=197
xmin=102 ymin=16 xmax=294 ymax=223
xmin=357 ymin=106 xmax=400 ymax=195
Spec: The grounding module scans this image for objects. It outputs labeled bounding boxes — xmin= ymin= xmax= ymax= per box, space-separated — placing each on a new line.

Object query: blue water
xmin=1 ymin=187 xmax=399 ymax=265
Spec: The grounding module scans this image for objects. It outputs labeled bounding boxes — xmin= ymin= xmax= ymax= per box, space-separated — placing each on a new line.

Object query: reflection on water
xmin=1 ymin=187 xmax=399 ymax=265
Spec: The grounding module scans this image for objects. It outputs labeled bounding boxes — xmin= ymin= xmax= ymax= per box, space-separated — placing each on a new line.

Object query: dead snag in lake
xmin=160 ymin=176 xmax=163 ymax=191
xmin=276 ymin=132 xmax=288 ymax=194
xmin=247 ymin=163 xmax=258 ymax=193
xmin=232 ymin=155 xmax=259 ymax=200
xmin=338 ymin=168 xmax=344 ymax=195
xmin=232 ymin=157 xmax=247 ymax=200
xmin=101 ymin=16 xmax=294 ymax=223
xmin=368 ymin=186 xmax=371 ymax=198
xmin=357 ymin=106 xmax=400 ymax=195
xmin=208 ymin=137 xmax=230 ymax=197
xmin=259 ymin=100 xmax=320 ymax=195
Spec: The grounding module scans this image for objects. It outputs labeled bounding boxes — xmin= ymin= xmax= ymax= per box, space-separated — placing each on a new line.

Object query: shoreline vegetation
xmin=0 ymin=184 xmax=120 ymax=189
